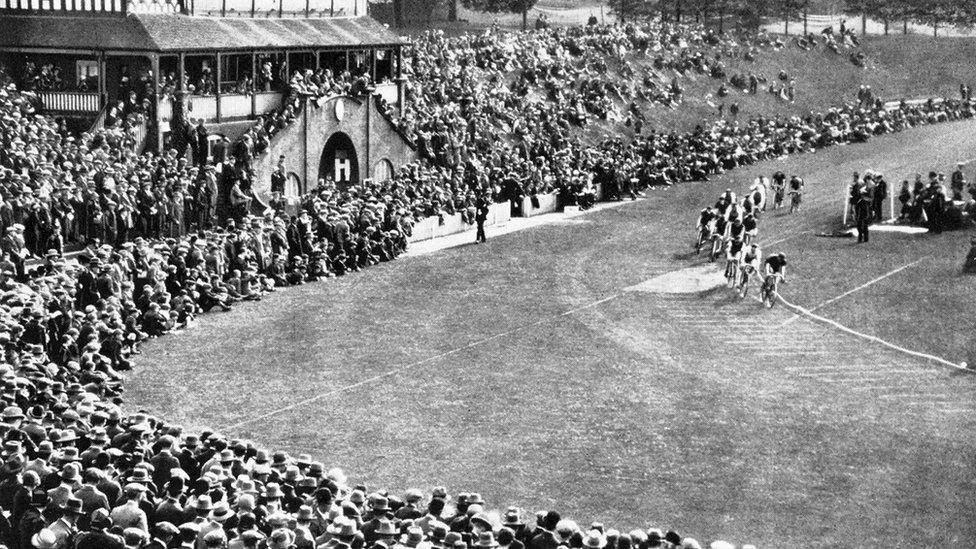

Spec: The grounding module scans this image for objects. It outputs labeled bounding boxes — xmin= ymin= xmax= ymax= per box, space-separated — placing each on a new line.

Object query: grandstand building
xmin=0 ymin=0 xmax=417 ymax=198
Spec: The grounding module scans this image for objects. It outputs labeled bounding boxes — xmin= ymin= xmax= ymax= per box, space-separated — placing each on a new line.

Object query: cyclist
xmin=728 ymin=216 xmax=745 ymax=243
xmin=739 ymin=243 xmax=763 ymax=292
xmin=710 ymin=213 xmax=730 ymax=259
xmin=697 ymin=207 xmax=715 ymax=232
xmin=750 ymin=176 xmax=768 ymax=212
xmin=772 ymin=171 xmax=787 ymax=209
xmin=724 ymin=237 xmax=744 ymax=284
xmin=788 ymin=175 xmax=804 ymax=213
xmin=742 ymin=213 xmax=758 ymax=245
xmin=761 ymin=252 xmax=789 ymax=300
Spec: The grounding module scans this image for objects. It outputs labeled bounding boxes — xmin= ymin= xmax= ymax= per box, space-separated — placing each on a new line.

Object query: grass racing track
xmin=128 ymin=118 xmax=976 ymax=547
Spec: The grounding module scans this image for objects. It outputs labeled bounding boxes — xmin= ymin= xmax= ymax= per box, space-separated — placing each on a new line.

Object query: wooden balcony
xmin=37 ymin=91 xmax=101 ymax=113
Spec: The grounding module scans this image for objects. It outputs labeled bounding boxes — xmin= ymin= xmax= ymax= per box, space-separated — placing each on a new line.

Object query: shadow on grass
xmin=672 ymin=250 xmax=701 ymax=261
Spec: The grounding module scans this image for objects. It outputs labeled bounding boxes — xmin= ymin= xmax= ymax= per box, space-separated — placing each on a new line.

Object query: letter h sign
xmin=335 ymin=151 xmax=351 ymax=182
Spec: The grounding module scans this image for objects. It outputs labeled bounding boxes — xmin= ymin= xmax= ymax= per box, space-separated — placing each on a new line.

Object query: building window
xmin=76 ymin=60 xmax=99 ymax=91
xmin=373 ymin=158 xmax=394 ymax=183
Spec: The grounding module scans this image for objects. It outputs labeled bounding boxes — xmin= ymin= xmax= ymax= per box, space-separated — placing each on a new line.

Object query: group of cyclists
xmin=695 ymin=176 xmax=792 ymax=307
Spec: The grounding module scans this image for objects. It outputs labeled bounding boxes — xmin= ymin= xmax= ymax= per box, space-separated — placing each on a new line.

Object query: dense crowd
xmin=3 ymin=13 xmax=976 ymax=549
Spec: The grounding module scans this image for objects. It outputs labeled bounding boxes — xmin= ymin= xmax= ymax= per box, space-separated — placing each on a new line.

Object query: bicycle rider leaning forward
xmin=762 ymin=252 xmax=788 ymax=295
xmin=739 ymin=243 xmax=763 ymax=291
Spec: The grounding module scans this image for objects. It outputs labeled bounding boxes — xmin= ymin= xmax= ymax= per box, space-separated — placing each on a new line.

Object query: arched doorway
xmin=319 ymin=132 xmax=359 ymax=190
xmin=284 ymin=172 xmax=303 ymax=199
xmin=373 ymin=158 xmax=394 ymax=183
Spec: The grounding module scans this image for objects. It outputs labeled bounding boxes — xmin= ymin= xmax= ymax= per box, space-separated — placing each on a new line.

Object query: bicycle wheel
xmin=739 ymin=272 xmax=749 ymax=298
xmin=763 ymin=283 xmax=776 ymax=308
xmin=727 ymin=262 xmax=737 ymax=288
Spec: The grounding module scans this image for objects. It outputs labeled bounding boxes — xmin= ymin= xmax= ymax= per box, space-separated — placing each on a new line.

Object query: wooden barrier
xmin=521 ymin=192 xmax=559 ymax=217
xmin=408 ymin=202 xmax=512 ymax=243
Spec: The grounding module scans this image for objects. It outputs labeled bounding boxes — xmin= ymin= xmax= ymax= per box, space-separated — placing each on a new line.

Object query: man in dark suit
xmin=271 ymin=160 xmax=286 ymax=195
xmin=526 ymin=511 xmax=560 ymax=549
xmin=475 ymin=197 xmax=489 ymax=244
xmin=855 ymin=190 xmax=871 ymax=243
xmin=195 ymin=121 xmax=209 ymax=167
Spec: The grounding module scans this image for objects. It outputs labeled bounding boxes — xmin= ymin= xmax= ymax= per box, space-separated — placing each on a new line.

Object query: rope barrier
xmin=769 ymin=288 xmax=970 ymax=373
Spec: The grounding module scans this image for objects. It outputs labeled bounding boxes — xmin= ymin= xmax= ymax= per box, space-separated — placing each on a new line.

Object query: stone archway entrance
xmin=319 ymin=132 xmax=359 ymax=190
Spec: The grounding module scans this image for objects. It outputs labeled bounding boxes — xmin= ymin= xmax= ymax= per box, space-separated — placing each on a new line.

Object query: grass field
xmin=128 ymin=118 xmax=976 ymax=546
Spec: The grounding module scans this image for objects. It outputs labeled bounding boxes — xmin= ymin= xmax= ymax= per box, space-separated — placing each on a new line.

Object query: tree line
xmin=452 ymin=0 xmax=976 ymax=35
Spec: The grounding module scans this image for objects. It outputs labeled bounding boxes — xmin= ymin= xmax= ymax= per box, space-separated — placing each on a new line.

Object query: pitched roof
xmin=0 ymin=13 xmax=407 ymax=52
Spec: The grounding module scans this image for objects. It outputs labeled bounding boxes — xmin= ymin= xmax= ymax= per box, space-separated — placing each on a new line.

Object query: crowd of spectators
xmin=2 ymin=15 xmax=976 ymax=549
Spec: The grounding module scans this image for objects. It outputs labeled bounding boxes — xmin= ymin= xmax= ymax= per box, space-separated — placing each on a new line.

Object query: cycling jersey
xmin=765 ymin=255 xmax=786 ymax=273
xmin=698 ymin=210 xmax=713 ymax=227
xmin=729 ymin=222 xmax=745 ymax=240
xmin=743 ymin=217 xmax=758 ymax=232
xmin=728 ymin=239 xmax=744 ymax=257
xmin=789 ymin=177 xmax=804 ymax=191
xmin=714 ymin=217 xmax=729 ymax=236
xmin=743 ymin=249 xmax=761 ymax=265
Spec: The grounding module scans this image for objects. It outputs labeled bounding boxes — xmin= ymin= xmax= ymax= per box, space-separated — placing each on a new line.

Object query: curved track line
xmin=220 ymin=294 xmax=620 ymax=432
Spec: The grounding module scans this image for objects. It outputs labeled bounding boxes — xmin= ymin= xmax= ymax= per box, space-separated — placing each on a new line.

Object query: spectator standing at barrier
xmin=871 ymin=172 xmax=887 ymax=221
xmin=475 ymin=196 xmax=489 ymax=244
xmin=923 ymin=173 xmax=947 ymax=233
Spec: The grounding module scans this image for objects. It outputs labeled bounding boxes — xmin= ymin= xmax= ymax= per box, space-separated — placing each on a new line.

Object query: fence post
xmin=842 ymin=180 xmax=849 ymax=226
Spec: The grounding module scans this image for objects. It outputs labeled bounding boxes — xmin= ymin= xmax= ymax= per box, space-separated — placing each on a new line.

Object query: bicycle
xmin=709 ymin=235 xmax=724 ymax=262
xmin=724 ymin=254 xmax=739 ymax=288
xmin=695 ymin=226 xmax=711 ymax=254
xmin=759 ymin=273 xmax=785 ymax=308
xmin=738 ymin=263 xmax=757 ymax=298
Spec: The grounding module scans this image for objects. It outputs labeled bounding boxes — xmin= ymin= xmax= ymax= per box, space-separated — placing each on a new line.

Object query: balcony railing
xmin=37 ymin=91 xmax=101 ymax=113
xmin=159 ymin=91 xmax=283 ymax=123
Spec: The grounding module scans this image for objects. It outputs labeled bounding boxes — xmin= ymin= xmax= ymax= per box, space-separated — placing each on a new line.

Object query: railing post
xmin=215 ymin=52 xmax=222 ymax=123
xmin=251 ymin=52 xmax=257 ymax=118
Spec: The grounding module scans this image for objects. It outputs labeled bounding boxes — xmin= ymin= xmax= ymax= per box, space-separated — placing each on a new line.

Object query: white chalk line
xmin=778 ymin=258 xmax=924 ymax=327
xmin=220 ymin=294 xmax=621 ymax=431
xmin=769 ymin=290 xmax=968 ymax=373
xmin=710 ymin=265 xmax=966 ymax=373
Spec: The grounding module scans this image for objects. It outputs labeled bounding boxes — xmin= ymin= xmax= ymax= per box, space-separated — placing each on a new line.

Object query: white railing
xmin=37 ymin=91 xmax=100 ymax=113
xmin=220 ymin=94 xmax=252 ymax=119
xmin=187 ymin=95 xmax=217 ymax=120
xmin=374 ymin=82 xmax=398 ymax=106
xmin=1 ymin=0 xmax=125 ymax=9
xmin=159 ymin=91 xmax=283 ymax=122
xmin=127 ymin=0 xmax=179 ymax=13
xmin=255 ymin=92 xmax=283 ymax=114
xmin=193 ymin=0 xmax=363 ymax=16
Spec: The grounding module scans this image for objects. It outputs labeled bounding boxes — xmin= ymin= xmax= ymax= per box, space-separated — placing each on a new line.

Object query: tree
xmin=459 ymin=0 xmax=539 ymax=29
xmin=606 ymin=0 xmax=659 ymax=23
xmin=777 ymin=0 xmax=805 ymax=34
xmin=845 ymin=0 xmax=908 ymax=35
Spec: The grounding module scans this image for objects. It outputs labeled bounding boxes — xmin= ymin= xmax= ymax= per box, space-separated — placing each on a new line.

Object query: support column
xmin=97 ymin=52 xmax=107 ymax=109
xmin=251 ymin=52 xmax=257 ymax=117
xmin=177 ymin=53 xmax=185 ymax=91
xmin=152 ymin=54 xmax=164 ymax=152
xmin=395 ymin=47 xmax=405 ymax=114
xmin=215 ymin=52 xmax=221 ymax=122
